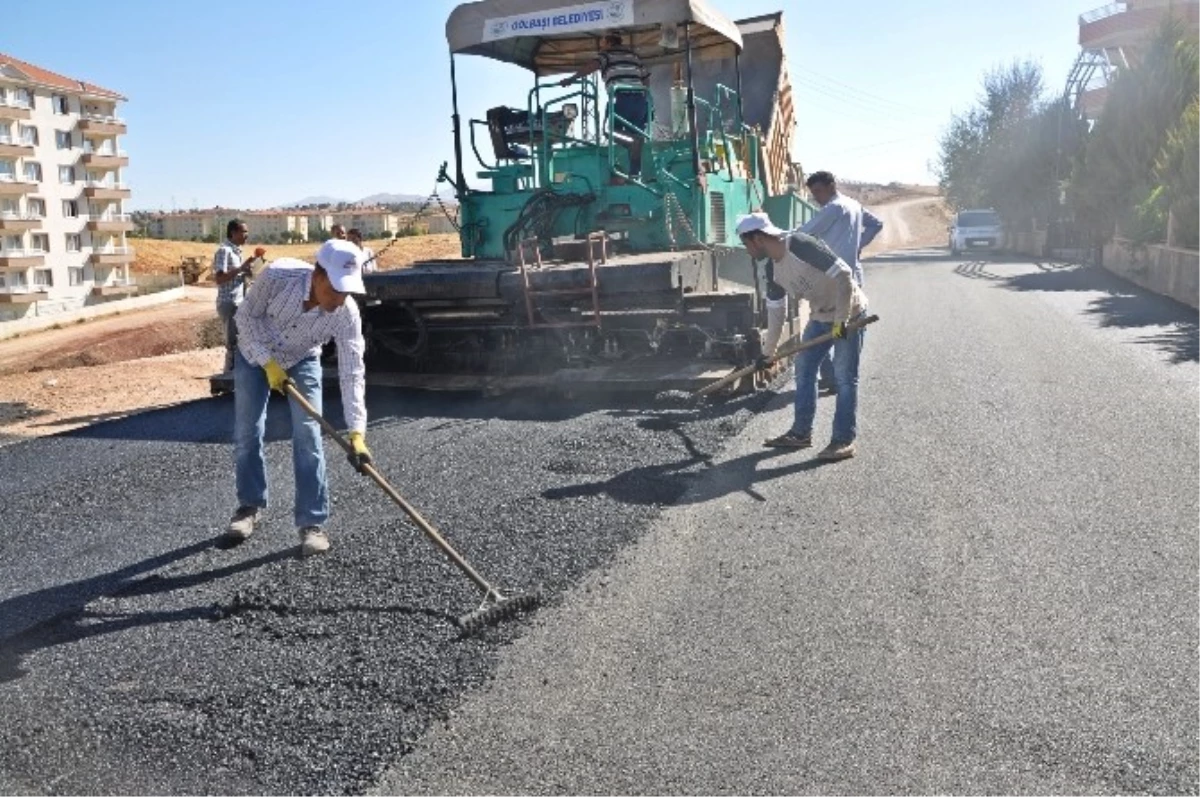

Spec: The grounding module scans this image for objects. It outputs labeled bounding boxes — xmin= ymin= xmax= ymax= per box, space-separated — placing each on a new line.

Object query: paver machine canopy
xmin=354 ymin=0 xmax=817 ymax=395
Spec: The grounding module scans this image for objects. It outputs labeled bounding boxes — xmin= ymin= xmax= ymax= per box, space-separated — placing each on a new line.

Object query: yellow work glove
xmin=832 ymin=321 xmax=849 ymax=340
xmin=263 ymin=359 xmax=289 ymax=393
xmin=347 ymin=431 xmax=373 ymax=473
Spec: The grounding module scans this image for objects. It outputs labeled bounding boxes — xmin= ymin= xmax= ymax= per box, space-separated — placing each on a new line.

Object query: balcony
xmin=0 ymin=212 xmax=42 ymax=232
xmin=85 ymin=213 xmax=134 ymax=233
xmin=0 ymin=250 xmax=46 ymax=268
xmin=0 ymin=288 xmax=49 ymax=304
xmin=0 ymin=138 xmax=35 ymax=159
xmin=80 ymin=148 xmax=129 ymax=170
xmin=1079 ymin=2 xmax=1200 ymax=49
xmin=81 ymin=180 xmax=132 ymax=200
xmin=87 ymin=246 xmax=135 ymax=266
xmin=0 ymin=176 xmax=39 ymax=196
xmin=0 ymin=101 xmax=32 ymax=121
xmin=77 ymin=113 xmax=127 ymax=137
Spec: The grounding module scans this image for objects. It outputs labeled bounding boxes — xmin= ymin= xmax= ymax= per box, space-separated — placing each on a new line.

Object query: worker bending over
xmin=224 ymin=239 xmax=374 ymax=556
xmin=737 ymin=212 xmax=870 ymax=461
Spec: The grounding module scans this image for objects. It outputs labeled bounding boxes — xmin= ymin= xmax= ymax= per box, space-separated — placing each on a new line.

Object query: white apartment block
xmin=0 ymin=52 xmax=132 ymax=321
xmin=149 ymin=209 xmax=310 ymax=242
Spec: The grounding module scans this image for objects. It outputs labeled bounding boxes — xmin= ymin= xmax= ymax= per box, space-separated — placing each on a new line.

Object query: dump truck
xmin=211 ymin=0 xmax=811 ymax=397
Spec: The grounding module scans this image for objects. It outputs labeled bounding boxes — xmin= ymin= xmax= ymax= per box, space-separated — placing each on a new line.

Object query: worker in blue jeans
xmin=224 ymin=239 xmax=373 ymax=556
xmin=737 ymin=212 xmax=870 ymax=460
xmin=798 ymin=171 xmax=882 ymax=392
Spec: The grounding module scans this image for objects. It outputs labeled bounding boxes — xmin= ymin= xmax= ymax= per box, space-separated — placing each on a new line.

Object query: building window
xmin=8 ymin=271 xmax=28 ymax=288
xmin=23 ymin=162 xmax=42 ymax=183
xmin=59 ymin=166 xmax=76 ymax=185
xmin=34 ymin=269 xmax=53 ymax=288
xmin=0 ymin=160 xmax=13 ymax=180
xmin=65 ymin=233 xmax=82 ymax=252
xmin=55 ymin=130 xmax=73 ymax=150
xmin=0 ymin=122 xmax=11 ymax=143
xmin=27 ymin=198 xmax=45 ymax=217
xmin=2 ymin=234 xmax=23 ymax=253
xmin=62 ymin=199 xmax=79 ymax=217
xmin=52 ymin=95 xmax=69 ymax=115
xmin=18 ymin=125 xmax=38 ymax=146
xmin=69 ymin=266 xmax=86 ymax=286
xmin=14 ymin=89 xmax=33 ymax=110
xmin=0 ymin=199 xmax=15 ymax=217
xmin=31 ymin=233 xmax=49 ymax=253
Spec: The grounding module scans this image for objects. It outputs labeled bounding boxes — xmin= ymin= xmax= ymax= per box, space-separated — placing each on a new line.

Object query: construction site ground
xmin=0 ymin=197 xmax=949 ymax=444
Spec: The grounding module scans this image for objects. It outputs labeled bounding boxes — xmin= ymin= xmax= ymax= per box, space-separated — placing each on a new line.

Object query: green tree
xmin=1069 ymin=20 xmax=1199 ymax=246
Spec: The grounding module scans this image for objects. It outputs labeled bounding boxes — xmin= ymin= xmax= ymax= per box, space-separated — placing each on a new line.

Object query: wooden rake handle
xmin=693 ymin=313 xmax=880 ymax=398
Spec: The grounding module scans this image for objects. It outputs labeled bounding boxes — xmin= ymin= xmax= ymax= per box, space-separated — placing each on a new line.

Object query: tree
xmin=936 ymin=59 xmax=1069 ymax=230
xmin=1069 ymin=20 xmax=1199 ymax=246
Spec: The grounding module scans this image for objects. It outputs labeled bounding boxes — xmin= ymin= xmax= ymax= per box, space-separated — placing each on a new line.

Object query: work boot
xmin=299 ymin=527 xmax=330 ymax=557
xmin=818 ymin=441 xmax=856 ymax=461
xmin=225 ymin=506 xmax=261 ymax=542
xmin=764 ymin=431 xmax=812 ymax=449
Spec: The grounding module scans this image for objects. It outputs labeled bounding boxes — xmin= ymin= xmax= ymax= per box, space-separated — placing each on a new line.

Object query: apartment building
xmin=329 ymin=209 xmax=401 ymax=238
xmin=149 ymin=208 xmax=311 ymax=242
xmin=0 ymin=52 xmax=133 ymax=321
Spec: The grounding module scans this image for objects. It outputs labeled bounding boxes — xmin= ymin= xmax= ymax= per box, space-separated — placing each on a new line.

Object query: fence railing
xmin=1079 ymin=2 xmax=1126 ymax=25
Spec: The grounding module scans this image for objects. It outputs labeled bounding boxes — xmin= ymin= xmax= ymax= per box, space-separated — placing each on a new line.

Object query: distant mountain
xmin=283 ymin=195 xmax=345 ymax=208
xmin=283 ymin=191 xmax=458 ymax=209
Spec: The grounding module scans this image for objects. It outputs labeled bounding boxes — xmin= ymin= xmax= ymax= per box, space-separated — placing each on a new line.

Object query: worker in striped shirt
xmin=224 ymin=239 xmax=373 ymax=557
xmin=560 ymin=32 xmax=650 ymax=181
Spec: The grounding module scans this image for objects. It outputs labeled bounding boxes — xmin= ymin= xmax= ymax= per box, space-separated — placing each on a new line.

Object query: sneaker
xmin=299 ymin=527 xmax=330 ymax=557
xmin=225 ymin=506 xmax=261 ymax=541
xmin=764 ymin=431 xmax=813 ymax=449
xmin=818 ymin=441 xmax=857 ymax=461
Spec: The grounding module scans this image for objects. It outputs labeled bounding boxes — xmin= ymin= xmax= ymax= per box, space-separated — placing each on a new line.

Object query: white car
xmin=949 ymin=209 xmax=1004 ymax=255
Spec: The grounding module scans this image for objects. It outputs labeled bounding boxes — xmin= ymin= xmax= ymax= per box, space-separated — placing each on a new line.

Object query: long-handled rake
xmin=282 ymin=381 xmax=542 ymax=633
xmin=692 ymin=313 xmax=880 ymax=399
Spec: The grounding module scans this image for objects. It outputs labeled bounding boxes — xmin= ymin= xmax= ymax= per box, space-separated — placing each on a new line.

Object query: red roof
xmin=0 ymin=52 xmax=125 ymax=101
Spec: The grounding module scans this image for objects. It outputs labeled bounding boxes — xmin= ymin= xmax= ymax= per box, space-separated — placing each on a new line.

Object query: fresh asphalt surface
xmin=1 ymin=249 xmax=1197 ymax=795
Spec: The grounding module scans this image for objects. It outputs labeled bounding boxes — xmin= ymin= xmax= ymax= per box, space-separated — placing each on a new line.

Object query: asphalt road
xmin=1 ymin=249 xmax=1197 ymax=795
xmin=376 ymin=251 xmax=1199 ymax=795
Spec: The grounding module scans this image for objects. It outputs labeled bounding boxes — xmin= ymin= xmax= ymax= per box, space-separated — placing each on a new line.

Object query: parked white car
xmin=949 ymin=209 xmax=1004 ymax=255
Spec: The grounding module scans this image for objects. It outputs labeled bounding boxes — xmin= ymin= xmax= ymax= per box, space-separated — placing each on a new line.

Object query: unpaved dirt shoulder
xmin=0 ymin=348 xmax=223 ymax=442
xmin=863 ymin=195 xmax=951 ymax=254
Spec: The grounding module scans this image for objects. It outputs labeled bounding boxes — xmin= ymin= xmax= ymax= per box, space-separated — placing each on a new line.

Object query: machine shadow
xmin=54 ymin=382 xmax=772 ymax=445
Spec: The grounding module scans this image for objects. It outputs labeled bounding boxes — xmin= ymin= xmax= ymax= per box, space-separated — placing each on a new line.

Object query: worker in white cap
xmin=223 ymin=238 xmax=373 ymax=556
xmin=736 ymin=212 xmax=870 ymax=461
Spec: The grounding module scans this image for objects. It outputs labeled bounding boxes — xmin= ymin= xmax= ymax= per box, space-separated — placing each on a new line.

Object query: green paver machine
xmin=211 ymin=2 xmax=813 ymax=397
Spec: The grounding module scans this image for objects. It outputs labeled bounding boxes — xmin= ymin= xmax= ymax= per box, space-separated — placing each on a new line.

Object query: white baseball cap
xmin=315 ymin=239 xmax=367 ymax=295
xmin=735 ymin=212 xmax=786 ymax=238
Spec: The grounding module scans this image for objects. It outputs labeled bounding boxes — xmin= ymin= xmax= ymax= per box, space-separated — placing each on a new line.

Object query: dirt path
xmin=0 ymin=289 xmax=223 ymax=443
xmin=864 ymin=195 xmax=951 ymax=254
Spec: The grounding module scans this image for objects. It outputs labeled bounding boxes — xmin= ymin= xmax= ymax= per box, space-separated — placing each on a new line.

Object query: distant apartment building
xmin=0 ymin=52 xmax=133 ymax=321
xmin=329 ymin=209 xmax=401 ymax=238
xmin=1069 ymin=0 xmax=1200 ymax=118
xmin=149 ymin=209 xmax=311 ymax=242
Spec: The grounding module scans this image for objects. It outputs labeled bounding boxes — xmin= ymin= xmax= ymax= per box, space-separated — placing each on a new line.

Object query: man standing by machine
xmin=223 ymin=238 xmax=374 ymax=556
xmin=737 ymin=212 xmax=869 ymax=461
xmin=347 ymin=228 xmax=377 ymax=273
xmin=799 ymin=171 xmax=882 ymax=392
xmin=559 ymin=32 xmax=650 ymax=182
xmin=212 ymin=219 xmax=254 ymax=374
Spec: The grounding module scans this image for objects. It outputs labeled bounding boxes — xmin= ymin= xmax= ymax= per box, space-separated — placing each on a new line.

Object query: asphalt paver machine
xmin=212 ymin=2 xmax=812 ymax=397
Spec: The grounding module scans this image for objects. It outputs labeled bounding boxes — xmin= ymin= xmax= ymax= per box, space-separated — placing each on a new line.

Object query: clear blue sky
xmin=6 ymin=0 xmax=1086 ymax=210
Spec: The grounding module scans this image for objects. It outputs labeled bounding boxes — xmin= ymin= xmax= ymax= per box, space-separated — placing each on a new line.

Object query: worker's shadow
xmin=0 ymin=539 xmax=292 ymax=685
xmin=542 ymin=439 xmax=833 ymax=507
